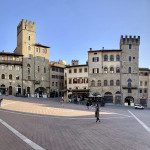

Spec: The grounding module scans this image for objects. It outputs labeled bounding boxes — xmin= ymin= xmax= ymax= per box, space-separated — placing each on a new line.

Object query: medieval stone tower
xmin=120 ymin=35 xmax=140 ymax=104
xmin=15 ymin=19 xmax=50 ymax=96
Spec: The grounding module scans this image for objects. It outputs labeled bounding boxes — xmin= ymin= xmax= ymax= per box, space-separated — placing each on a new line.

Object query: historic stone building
xmin=139 ymin=68 xmax=150 ymax=107
xmin=65 ymin=60 xmax=89 ymax=101
xmin=88 ymin=35 xmax=140 ymax=105
xmin=0 ymin=52 xmax=23 ymax=95
xmin=49 ymin=60 xmax=65 ymax=97
xmin=0 ymin=19 xmax=50 ymax=97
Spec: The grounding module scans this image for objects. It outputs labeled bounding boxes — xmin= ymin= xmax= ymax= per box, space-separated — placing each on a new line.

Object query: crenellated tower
xmin=120 ymin=35 xmax=140 ymax=104
xmin=15 ymin=19 xmax=36 ymax=56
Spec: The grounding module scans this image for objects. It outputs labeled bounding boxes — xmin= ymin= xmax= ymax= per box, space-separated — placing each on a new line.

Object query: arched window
xmin=104 ymin=80 xmax=107 ymax=86
xmin=104 ymin=55 xmax=108 ymax=61
xmin=27 ymin=64 xmax=30 ymax=67
xmin=110 ymin=67 xmax=114 ymax=73
xmin=97 ymin=80 xmax=101 ymax=86
xmin=110 ymin=80 xmax=114 ymax=86
xmin=128 ymin=67 xmax=131 ymax=73
xmin=1 ymin=74 xmax=5 ymax=79
xmin=128 ymin=82 xmax=132 ymax=88
xmin=116 ymin=55 xmax=120 ymax=61
xmin=116 ymin=67 xmax=120 ymax=73
xmin=116 ymin=80 xmax=120 ymax=86
xmin=127 ymin=78 xmax=132 ymax=82
xmin=9 ymin=74 xmax=12 ymax=80
xmin=104 ymin=67 xmax=108 ymax=73
xmin=129 ymin=56 xmax=132 ymax=61
xmin=110 ymin=55 xmax=114 ymax=61
xmin=91 ymin=80 xmax=95 ymax=87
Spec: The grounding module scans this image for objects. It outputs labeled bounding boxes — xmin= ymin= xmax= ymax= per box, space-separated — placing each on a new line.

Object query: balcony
xmin=0 ymin=60 xmax=22 ymax=65
xmin=122 ymin=86 xmax=138 ymax=89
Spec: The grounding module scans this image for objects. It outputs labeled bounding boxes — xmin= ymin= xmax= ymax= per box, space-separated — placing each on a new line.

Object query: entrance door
xmin=9 ymin=86 xmax=12 ymax=95
xmin=104 ymin=92 xmax=113 ymax=103
xmin=125 ymin=96 xmax=134 ymax=105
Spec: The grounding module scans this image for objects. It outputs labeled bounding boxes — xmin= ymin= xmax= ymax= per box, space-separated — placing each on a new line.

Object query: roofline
xmin=0 ymin=52 xmax=23 ymax=56
xmin=35 ymin=43 xmax=50 ymax=48
xmin=139 ymin=68 xmax=150 ymax=71
xmin=88 ymin=49 xmax=122 ymax=53
xmin=66 ymin=64 xmax=88 ymax=68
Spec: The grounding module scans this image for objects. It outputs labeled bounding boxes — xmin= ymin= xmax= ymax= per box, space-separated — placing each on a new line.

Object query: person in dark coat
xmin=95 ymin=104 xmax=100 ymax=122
xmin=0 ymin=98 xmax=3 ymax=107
xmin=86 ymin=101 xmax=90 ymax=109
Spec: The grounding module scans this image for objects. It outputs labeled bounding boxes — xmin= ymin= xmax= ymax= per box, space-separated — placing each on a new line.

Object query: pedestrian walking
xmin=0 ymin=98 xmax=3 ymax=107
xmin=61 ymin=96 xmax=64 ymax=107
xmin=95 ymin=104 xmax=100 ymax=122
xmin=86 ymin=101 xmax=90 ymax=109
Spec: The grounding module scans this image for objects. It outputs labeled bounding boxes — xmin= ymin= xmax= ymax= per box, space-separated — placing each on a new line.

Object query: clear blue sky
xmin=0 ymin=0 xmax=150 ymax=67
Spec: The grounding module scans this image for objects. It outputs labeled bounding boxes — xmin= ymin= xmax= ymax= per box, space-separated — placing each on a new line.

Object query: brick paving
xmin=0 ymin=96 xmax=150 ymax=150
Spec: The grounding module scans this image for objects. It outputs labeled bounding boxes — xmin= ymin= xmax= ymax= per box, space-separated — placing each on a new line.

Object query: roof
xmin=35 ymin=43 xmax=50 ymax=48
xmin=0 ymin=52 xmax=23 ymax=56
xmin=88 ymin=49 xmax=122 ymax=53
xmin=139 ymin=68 xmax=150 ymax=71
xmin=66 ymin=64 xmax=88 ymax=68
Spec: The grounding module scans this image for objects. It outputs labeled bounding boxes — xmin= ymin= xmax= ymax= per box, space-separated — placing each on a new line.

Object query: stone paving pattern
xmin=0 ymin=96 xmax=150 ymax=150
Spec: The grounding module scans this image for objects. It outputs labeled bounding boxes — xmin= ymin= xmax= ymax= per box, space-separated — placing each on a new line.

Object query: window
xmin=145 ymin=81 xmax=147 ymax=86
xmin=16 ymin=76 xmax=19 ymax=80
xmin=36 ymin=48 xmax=39 ymax=52
xmin=110 ymin=80 xmax=114 ymax=86
xmin=9 ymin=74 xmax=12 ymax=80
xmin=110 ymin=55 xmax=114 ymax=61
xmin=2 ymin=65 xmax=4 ymax=69
xmin=52 ymin=82 xmax=54 ymax=86
xmin=140 ymin=89 xmax=142 ymax=93
xmin=16 ymin=57 xmax=20 ymax=61
xmin=116 ymin=80 xmax=120 ymax=86
xmin=9 ymin=66 xmax=13 ymax=70
xmin=128 ymin=67 xmax=131 ymax=73
xmin=28 ymin=45 xmax=31 ymax=51
xmin=28 ymin=36 xmax=30 ymax=41
xmin=104 ymin=55 xmax=108 ymax=61
xmin=16 ymin=66 xmax=20 ymax=71
xmin=28 ymin=68 xmax=30 ymax=74
xmin=104 ymin=80 xmax=107 ymax=86
xmin=69 ymin=69 xmax=72 ymax=73
xmin=28 ymin=76 xmax=31 ymax=80
xmin=73 ymin=78 xmax=77 ymax=84
xmin=44 ymin=67 xmax=46 ymax=73
xmin=1 ymin=74 xmax=5 ymax=79
xmin=84 ymin=68 xmax=87 ymax=72
xmin=104 ymin=67 xmax=108 ymax=73
xmin=79 ymin=68 xmax=82 ymax=73
xmin=129 ymin=56 xmax=132 ymax=61
xmin=97 ymin=80 xmax=101 ymax=86
xmin=56 ymin=82 xmax=58 ymax=86
xmin=116 ymin=67 xmax=120 ymax=73
xmin=69 ymin=78 xmax=72 ymax=84
xmin=8 ymin=57 xmax=13 ymax=60
xmin=74 ymin=69 xmax=77 ymax=73
xmin=38 ymin=66 xmax=40 ymax=72
xmin=128 ymin=89 xmax=132 ymax=93
xmin=128 ymin=82 xmax=132 ymax=88
xmin=144 ymin=89 xmax=147 ymax=93
xmin=110 ymin=67 xmax=114 ymax=73
xmin=129 ymin=44 xmax=132 ymax=49
xmin=91 ymin=80 xmax=95 ymax=87
xmin=116 ymin=55 xmax=120 ymax=61
xmin=92 ymin=57 xmax=99 ymax=62
xmin=93 ymin=68 xmax=99 ymax=73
